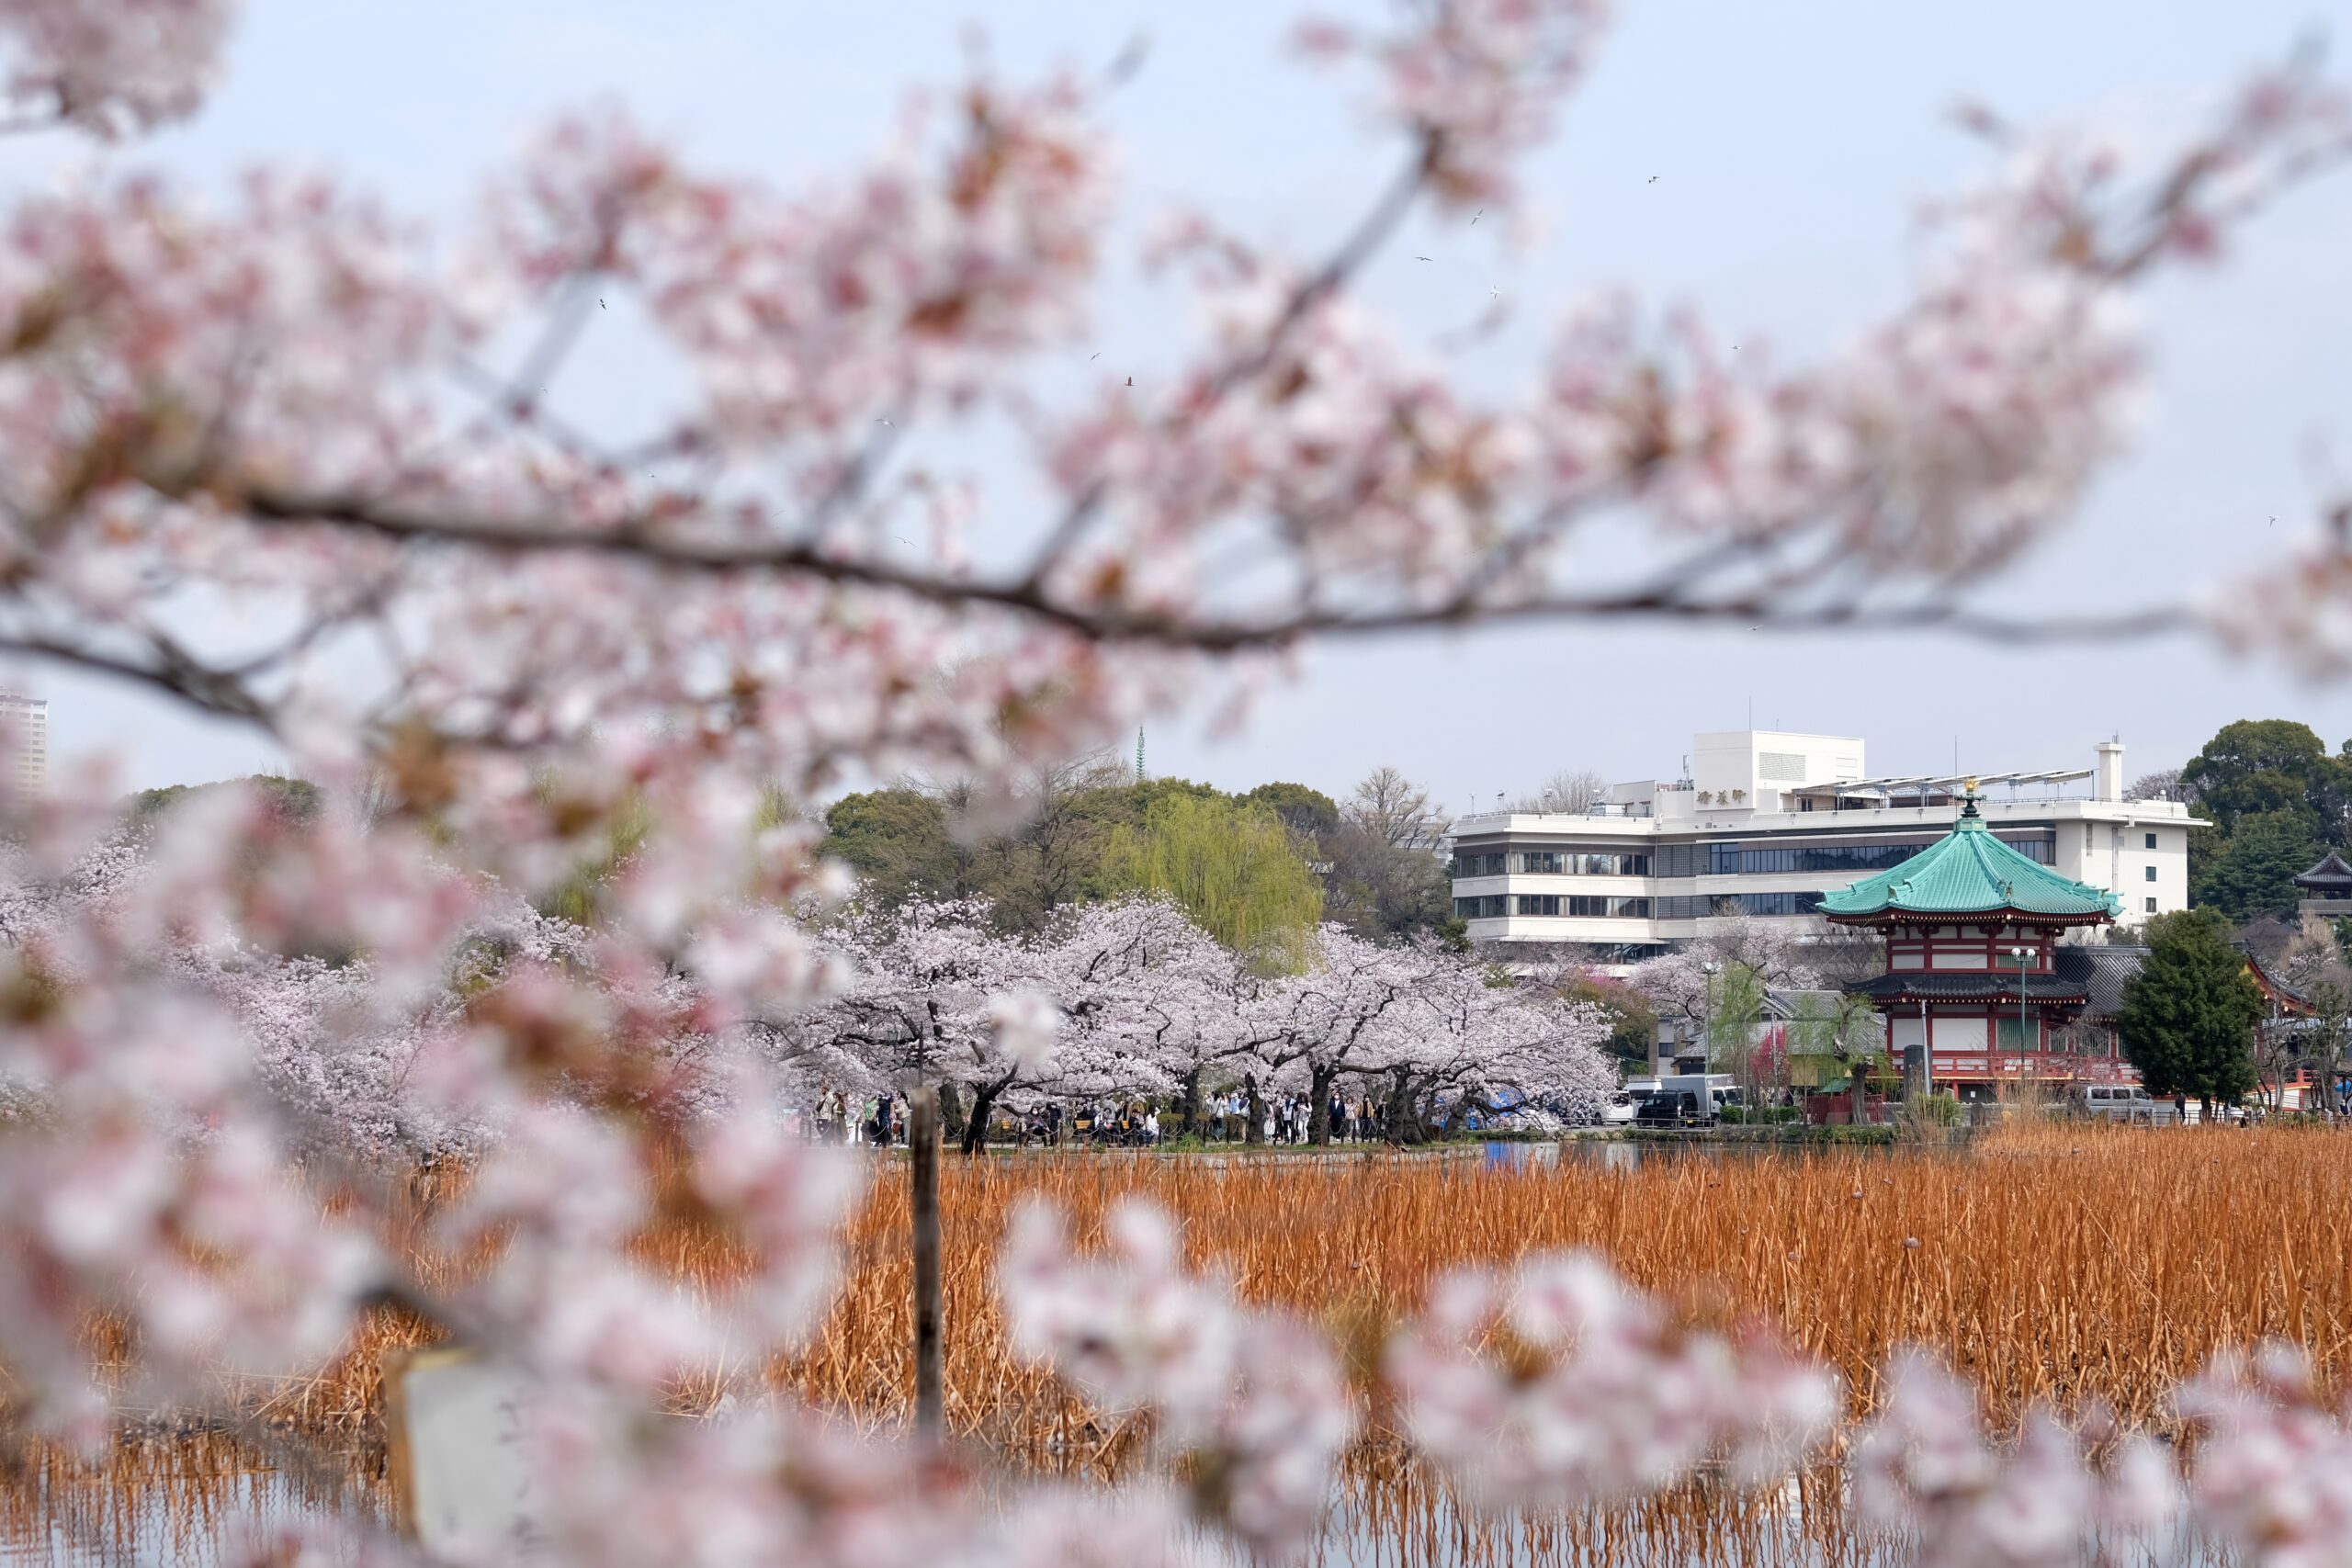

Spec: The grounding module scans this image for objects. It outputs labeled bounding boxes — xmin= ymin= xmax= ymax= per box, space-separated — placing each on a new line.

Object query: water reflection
xmin=1 ymin=1436 xmax=384 ymax=1567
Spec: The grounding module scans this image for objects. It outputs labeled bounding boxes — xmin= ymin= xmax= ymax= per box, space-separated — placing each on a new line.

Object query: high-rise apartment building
xmin=1449 ymin=731 xmax=2199 ymax=962
xmin=0 ymin=694 xmax=48 ymax=795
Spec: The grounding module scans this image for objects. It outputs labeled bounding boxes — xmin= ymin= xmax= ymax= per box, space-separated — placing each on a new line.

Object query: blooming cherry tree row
xmin=780 ymin=893 xmax=1616 ymax=1144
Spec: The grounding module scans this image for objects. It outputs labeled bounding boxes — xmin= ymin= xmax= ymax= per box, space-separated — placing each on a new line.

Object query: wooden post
xmin=910 ymin=1084 xmax=944 ymax=1439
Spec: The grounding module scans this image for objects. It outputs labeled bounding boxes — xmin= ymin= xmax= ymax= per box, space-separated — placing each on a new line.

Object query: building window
xmin=2144 ymin=832 xmax=2157 ymax=850
xmin=1451 ymin=852 xmax=1505 ymax=877
xmin=1701 ymin=839 xmax=2050 ymax=876
xmin=1517 ymin=894 xmax=1561 ymax=917
xmin=2144 ymin=865 xmax=2157 ymax=882
xmin=1657 ymin=843 xmax=1700 ymax=877
xmin=1453 ymin=896 xmax=1507 ymax=919
xmin=2145 ymin=897 xmax=2157 ymax=913
xmin=1521 ymin=852 xmax=1561 ymax=874
xmin=1733 ymin=891 xmax=1826 ymax=917
xmin=1996 ymin=1016 xmax=2029 ymax=1052
xmin=2085 ymin=824 xmax=2095 ymax=851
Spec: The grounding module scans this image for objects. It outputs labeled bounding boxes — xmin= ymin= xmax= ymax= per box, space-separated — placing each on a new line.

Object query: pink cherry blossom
xmin=1386 ymin=1251 xmax=1839 ymax=1508
xmin=0 ymin=0 xmax=233 ymax=136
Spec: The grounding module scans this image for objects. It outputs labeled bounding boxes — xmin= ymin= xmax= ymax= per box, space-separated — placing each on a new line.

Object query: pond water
xmin=1 ymin=1455 xmax=2239 ymax=1567
xmin=2 ymin=1470 xmax=362 ymax=1565
xmin=1477 ymin=1138 xmax=1926 ymax=1174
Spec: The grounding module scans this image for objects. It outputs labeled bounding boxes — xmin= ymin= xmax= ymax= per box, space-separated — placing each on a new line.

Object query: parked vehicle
xmin=1634 ymin=1089 xmax=1712 ymax=1128
xmin=1600 ymin=1090 xmax=1644 ymax=1126
xmin=1657 ymin=1073 xmax=1744 ymax=1116
xmin=2069 ymin=1084 xmax=2177 ymax=1124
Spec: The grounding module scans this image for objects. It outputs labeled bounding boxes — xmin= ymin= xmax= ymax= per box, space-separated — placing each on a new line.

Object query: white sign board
xmin=383 ymin=1348 xmax=537 ymax=1556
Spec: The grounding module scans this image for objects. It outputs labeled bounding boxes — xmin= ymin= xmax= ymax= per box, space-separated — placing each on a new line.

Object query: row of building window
xmin=1453 ymin=851 xmax=1653 ymax=877
xmin=1653 ymin=892 xmax=1827 ymax=918
xmin=1454 ymin=837 xmax=2052 ymax=881
xmin=1455 ymin=891 xmax=1830 ymax=920
xmin=1516 ymin=895 xmax=1654 ymax=918
xmin=1710 ymin=837 xmax=2052 ymax=874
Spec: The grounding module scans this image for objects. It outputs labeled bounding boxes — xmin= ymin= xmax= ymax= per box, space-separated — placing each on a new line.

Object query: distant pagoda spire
xmin=1135 ymin=726 xmax=1147 ymax=783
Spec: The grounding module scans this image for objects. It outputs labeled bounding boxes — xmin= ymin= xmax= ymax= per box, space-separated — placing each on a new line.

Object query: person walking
xmin=1143 ymin=1108 xmax=1159 ymax=1146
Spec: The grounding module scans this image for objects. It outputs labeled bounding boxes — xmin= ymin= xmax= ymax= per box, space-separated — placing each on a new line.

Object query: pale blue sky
xmin=13 ymin=0 xmax=2352 ymax=804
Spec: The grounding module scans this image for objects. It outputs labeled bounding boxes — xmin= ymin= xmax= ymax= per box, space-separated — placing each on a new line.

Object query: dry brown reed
xmin=9 ymin=1122 xmax=2345 ymax=1562
xmin=794 ymin=1122 xmax=2352 ymax=1442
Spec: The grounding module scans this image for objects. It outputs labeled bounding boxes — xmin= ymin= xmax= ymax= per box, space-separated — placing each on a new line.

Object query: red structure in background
xmin=1820 ymin=783 xmax=2130 ymax=1102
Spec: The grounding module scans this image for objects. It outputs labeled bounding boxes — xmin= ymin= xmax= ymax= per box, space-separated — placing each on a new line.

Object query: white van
xmin=2070 ymin=1084 xmax=2177 ymax=1124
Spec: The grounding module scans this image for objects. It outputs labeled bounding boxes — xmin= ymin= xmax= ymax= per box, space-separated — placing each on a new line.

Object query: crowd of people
xmin=797 ymin=1086 xmax=1401 ymax=1149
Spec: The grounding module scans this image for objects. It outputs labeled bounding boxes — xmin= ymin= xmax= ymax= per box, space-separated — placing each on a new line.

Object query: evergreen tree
xmin=2192 ymin=806 xmax=2324 ymax=922
xmin=1238 ymin=781 xmax=1341 ymax=840
xmin=2119 ymin=908 xmax=2262 ymax=1109
xmin=2181 ymin=719 xmax=2347 ymax=837
xmin=820 ymin=788 xmax=960 ymax=901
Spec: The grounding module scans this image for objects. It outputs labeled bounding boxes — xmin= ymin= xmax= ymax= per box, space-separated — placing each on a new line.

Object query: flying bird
xmin=1647 ymin=175 xmax=1658 ymax=184
xmin=599 ymin=299 xmax=606 ymax=308
xmin=1090 ymin=352 xmax=1101 ymax=360
xmin=1415 ymin=255 xmax=1432 ymax=261
xmin=1126 ymin=377 xmax=1134 ymax=387
xmin=1471 ymin=209 xmax=1483 ymax=224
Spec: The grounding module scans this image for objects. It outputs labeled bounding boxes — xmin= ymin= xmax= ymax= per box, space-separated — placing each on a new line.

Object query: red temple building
xmin=1820 ymin=783 xmax=2131 ymax=1100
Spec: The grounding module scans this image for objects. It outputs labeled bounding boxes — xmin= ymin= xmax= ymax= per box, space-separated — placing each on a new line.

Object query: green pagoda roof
xmin=1817 ymin=795 xmax=2120 ymax=926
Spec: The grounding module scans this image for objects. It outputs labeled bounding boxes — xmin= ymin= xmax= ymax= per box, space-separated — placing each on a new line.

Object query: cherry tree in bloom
xmin=1386 ymin=947 xmax=1617 ymax=1133
xmin=777 ymin=896 xmax=1092 ymax=1151
xmin=1023 ymin=893 xmax=1248 ymax=1128
xmin=1623 ymin=914 xmax=1821 ymax=1032
xmin=1238 ymin=924 xmax=1424 ymax=1142
xmin=0 ymin=0 xmax=2345 ymax=1560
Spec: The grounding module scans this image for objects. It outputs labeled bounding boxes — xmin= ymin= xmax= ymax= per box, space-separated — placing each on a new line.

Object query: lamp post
xmin=1919 ymin=996 xmax=1933 ymax=1100
xmin=1701 ymin=961 xmax=1723 ymax=1080
xmin=2004 ymin=942 xmax=2036 ymax=1102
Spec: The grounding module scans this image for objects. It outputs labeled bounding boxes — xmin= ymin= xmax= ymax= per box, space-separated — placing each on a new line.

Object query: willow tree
xmin=1104 ymin=794 xmax=1322 ymax=976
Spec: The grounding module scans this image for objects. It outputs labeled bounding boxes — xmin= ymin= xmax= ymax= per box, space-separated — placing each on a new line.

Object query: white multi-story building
xmin=1449 ymin=730 xmax=2199 ymax=959
xmin=0 ymin=693 xmax=45 ymax=795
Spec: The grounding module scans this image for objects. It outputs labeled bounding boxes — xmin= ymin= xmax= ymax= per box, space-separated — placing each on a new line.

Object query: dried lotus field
xmin=9 ymin=1122 xmax=2351 ymax=1564
xmin=787 ymin=1122 xmax=2352 ymax=1442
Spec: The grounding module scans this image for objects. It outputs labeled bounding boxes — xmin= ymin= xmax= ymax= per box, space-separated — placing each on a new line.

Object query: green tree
xmin=2182 ymin=719 xmax=2347 ymax=838
xmin=1593 ymin=981 xmax=1658 ymax=1066
xmin=2192 ymin=807 xmax=2324 ymax=922
xmin=133 ymin=773 xmax=322 ymax=825
xmin=1102 ymin=794 xmax=1322 ymax=972
xmin=2119 ymin=908 xmax=2262 ymax=1111
xmin=820 ymin=788 xmax=961 ymax=901
xmin=1239 ymin=781 xmax=1341 ymax=840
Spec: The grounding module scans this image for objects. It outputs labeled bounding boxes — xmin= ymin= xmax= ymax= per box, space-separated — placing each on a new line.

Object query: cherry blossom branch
xmin=216 ymin=485 xmax=2201 ymax=651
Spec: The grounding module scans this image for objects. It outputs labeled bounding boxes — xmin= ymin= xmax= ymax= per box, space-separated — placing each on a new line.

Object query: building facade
xmin=1449 ymin=730 xmax=2199 ymax=959
xmin=0 ymin=693 xmax=45 ymax=795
